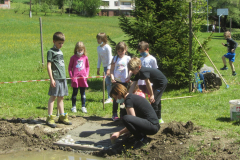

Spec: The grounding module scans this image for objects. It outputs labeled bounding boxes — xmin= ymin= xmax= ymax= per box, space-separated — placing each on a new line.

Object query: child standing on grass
xmin=110 ymin=42 xmax=131 ymax=121
xmin=128 ymin=57 xmax=168 ymax=124
xmin=137 ymin=41 xmax=158 ymax=98
xmin=96 ymin=33 xmax=113 ymax=104
xmin=68 ymin=42 xmax=89 ymax=113
xmin=220 ymin=31 xmax=238 ymax=76
xmin=46 ymin=32 xmax=72 ymax=128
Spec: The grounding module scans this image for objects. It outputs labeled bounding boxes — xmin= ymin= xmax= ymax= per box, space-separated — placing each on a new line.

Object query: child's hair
xmin=53 ymin=32 xmax=65 ymax=41
xmin=224 ymin=31 xmax=231 ymax=38
xmin=110 ymin=83 xmax=128 ymax=98
xmin=137 ymin=41 xmax=149 ymax=50
xmin=116 ymin=41 xmax=128 ymax=52
xmin=128 ymin=57 xmax=142 ymax=71
xmin=96 ymin=32 xmax=108 ymax=44
xmin=74 ymin=41 xmax=87 ymax=56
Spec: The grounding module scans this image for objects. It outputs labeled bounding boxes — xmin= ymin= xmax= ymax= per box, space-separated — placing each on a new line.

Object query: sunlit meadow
xmin=1 ymin=5 xmax=240 ymax=137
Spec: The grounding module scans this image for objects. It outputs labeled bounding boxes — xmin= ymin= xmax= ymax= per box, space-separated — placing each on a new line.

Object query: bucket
xmin=229 ymin=100 xmax=240 ymax=121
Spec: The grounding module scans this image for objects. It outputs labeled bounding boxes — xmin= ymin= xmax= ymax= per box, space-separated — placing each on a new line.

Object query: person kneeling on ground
xmin=110 ymin=83 xmax=160 ymax=149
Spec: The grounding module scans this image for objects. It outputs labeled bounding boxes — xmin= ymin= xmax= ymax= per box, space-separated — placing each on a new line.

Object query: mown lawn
xmin=1 ymin=8 xmax=240 ymax=138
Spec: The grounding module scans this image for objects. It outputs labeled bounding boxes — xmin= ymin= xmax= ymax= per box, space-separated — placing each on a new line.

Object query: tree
xmin=118 ymin=0 xmax=211 ymax=86
xmin=32 ymin=3 xmax=40 ymax=15
xmin=42 ymin=2 xmax=50 ymax=15
xmin=72 ymin=0 xmax=101 ymax=16
xmin=72 ymin=0 xmax=84 ymax=14
xmin=83 ymin=0 xmax=101 ymax=16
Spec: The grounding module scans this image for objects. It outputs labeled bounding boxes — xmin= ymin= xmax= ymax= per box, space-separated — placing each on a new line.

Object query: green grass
xmin=1 ymin=8 xmax=240 ymax=135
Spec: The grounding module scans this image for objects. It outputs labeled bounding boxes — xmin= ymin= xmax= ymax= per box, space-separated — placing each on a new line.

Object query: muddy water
xmin=0 ymin=150 xmax=105 ymax=160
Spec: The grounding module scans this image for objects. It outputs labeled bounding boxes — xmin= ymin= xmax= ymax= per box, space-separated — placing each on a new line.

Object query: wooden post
xmin=39 ymin=17 xmax=44 ymax=67
xmin=189 ymin=2 xmax=193 ymax=93
xmin=29 ymin=0 xmax=32 ymax=18
xmin=103 ymin=72 xmax=105 ymax=109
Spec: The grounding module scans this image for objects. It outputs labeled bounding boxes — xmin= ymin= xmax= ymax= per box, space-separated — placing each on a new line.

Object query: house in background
xmin=99 ymin=0 xmax=135 ymax=16
xmin=0 ymin=0 xmax=10 ymax=9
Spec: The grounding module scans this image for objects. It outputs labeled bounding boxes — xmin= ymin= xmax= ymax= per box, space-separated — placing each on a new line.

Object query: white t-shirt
xmin=138 ymin=55 xmax=158 ymax=85
xmin=113 ymin=55 xmax=131 ymax=83
xmin=97 ymin=44 xmax=112 ymax=69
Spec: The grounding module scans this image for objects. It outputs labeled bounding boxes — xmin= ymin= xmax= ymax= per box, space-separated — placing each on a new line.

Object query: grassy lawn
xmin=1 ymin=8 xmax=240 ymax=137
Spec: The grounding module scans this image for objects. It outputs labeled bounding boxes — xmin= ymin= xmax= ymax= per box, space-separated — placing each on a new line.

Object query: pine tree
xmin=119 ymin=0 xmax=211 ymax=86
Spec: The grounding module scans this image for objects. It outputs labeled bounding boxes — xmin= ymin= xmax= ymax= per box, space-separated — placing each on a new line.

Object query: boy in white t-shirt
xmin=137 ymin=41 xmax=158 ymax=96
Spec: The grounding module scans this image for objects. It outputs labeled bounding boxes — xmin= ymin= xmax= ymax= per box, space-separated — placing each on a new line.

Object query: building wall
xmin=99 ymin=0 xmax=134 ymax=16
xmin=0 ymin=0 xmax=10 ymax=9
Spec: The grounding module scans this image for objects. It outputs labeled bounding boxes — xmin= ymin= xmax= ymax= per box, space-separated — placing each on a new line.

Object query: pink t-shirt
xmin=68 ymin=55 xmax=89 ymax=88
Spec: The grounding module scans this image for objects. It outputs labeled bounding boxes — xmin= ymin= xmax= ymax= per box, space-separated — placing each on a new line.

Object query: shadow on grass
xmin=216 ymin=117 xmax=231 ymax=122
xmin=82 ymin=116 xmax=112 ymax=121
xmin=36 ymin=106 xmax=48 ymax=110
xmin=232 ymin=120 xmax=240 ymax=126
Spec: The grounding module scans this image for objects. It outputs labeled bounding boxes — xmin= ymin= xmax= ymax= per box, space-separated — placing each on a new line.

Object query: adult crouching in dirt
xmin=109 ymin=83 xmax=160 ymax=149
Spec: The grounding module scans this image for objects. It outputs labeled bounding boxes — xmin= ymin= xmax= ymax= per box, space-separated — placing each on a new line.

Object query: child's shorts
xmin=224 ymin=52 xmax=236 ymax=62
xmin=48 ymin=79 xmax=68 ymax=97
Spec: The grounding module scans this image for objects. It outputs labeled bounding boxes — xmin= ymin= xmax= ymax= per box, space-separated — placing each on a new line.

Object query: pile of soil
xmin=0 ymin=116 xmax=239 ymax=159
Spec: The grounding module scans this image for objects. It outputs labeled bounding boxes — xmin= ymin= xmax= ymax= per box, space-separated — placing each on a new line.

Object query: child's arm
xmin=126 ymin=70 xmax=132 ymax=83
xmin=47 ymin=62 xmax=56 ymax=87
xmin=128 ymin=81 xmax=137 ymax=93
xmin=68 ymin=57 xmax=73 ymax=78
xmin=231 ymin=39 xmax=238 ymax=53
xmin=97 ymin=51 xmax=101 ymax=75
xmin=110 ymin=107 xmax=135 ymax=140
xmin=152 ymin=58 xmax=158 ymax=69
xmin=86 ymin=57 xmax=90 ymax=77
xmin=145 ymin=79 xmax=155 ymax=103
xmin=110 ymin=58 xmax=116 ymax=83
xmin=106 ymin=46 xmax=112 ymax=76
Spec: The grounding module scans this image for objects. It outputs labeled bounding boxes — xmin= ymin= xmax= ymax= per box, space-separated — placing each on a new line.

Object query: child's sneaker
xmin=232 ymin=72 xmax=237 ymax=76
xmin=220 ymin=66 xmax=228 ymax=70
xmin=81 ymin=107 xmax=87 ymax=113
xmin=112 ymin=113 xmax=119 ymax=121
xmin=159 ymin=119 xmax=164 ymax=124
xmin=46 ymin=115 xmax=56 ymax=128
xmin=104 ymin=98 xmax=113 ymax=104
xmin=71 ymin=107 xmax=77 ymax=113
xmin=58 ymin=113 xmax=72 ymax=125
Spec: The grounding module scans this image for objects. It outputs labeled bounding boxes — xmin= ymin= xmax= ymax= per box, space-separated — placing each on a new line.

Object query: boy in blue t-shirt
xmin=220 ymin=31 xmax=238 ymax=76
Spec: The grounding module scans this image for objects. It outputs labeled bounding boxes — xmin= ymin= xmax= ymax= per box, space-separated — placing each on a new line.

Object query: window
xmin=114 ymin=1 xmax=119 ymax=6
xmin=0 ymin=0 xmax=4 ymax=4
xmin=121 ymin=2 xmax=131 ymax=5
xmin=101 ymin=1 xmax=109 ymax=7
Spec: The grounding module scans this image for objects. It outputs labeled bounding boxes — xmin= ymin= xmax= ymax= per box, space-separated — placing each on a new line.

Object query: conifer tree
xmin=119 ymin=0 xmax=211 ymax=86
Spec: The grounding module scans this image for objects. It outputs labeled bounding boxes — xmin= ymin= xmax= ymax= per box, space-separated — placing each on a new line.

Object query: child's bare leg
xmin=222 ymin=56 xmax=227 ymax=66
xmin=48 ymin=96 xmax=56 ymax=115
xmin=229 ymin=61 xmax=235 ymax=72
xmin=57 ymin=96 xmax=64 ymax=114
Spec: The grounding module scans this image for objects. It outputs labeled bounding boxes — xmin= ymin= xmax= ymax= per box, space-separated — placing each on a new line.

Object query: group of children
xmin=46 ymin=31 xmax=168 ymax=128
xmin=46 ymin=30 xmax=237 ymax=129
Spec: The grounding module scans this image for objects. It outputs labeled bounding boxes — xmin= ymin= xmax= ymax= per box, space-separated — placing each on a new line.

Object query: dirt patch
xmin=0 ymin=117 xmax=239 ymax=159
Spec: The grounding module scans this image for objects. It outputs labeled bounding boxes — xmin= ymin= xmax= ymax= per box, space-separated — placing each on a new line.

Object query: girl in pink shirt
xmin=68 ymin=42 xmax=89 ymax=113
